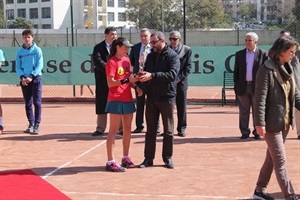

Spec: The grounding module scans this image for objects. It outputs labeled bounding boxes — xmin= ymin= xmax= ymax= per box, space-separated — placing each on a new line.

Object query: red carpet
xmin=0 ymin=169 xmax=71 ymax=200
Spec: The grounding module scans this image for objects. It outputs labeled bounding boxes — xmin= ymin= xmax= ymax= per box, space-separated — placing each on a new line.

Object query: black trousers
xmin=144 ymin=99 xmax=174 ymax=161
xmin=176 ymin=87 xmax=187 ymax=133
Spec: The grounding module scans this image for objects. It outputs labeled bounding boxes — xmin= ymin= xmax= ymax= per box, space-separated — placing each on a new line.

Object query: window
xmin=17 ymin=0 xmax=26 ymax=3
xmin=42 ymin=24 xmax=51 ymax=29
xmin=6 ymin=9 xmax=14 ymax=20
xmin=33 ymin=24 xmax=38 ymax=29
xmin=42 ymin=7 xmax=51 ymax=18
xmin=17 ymin=9 xmax=26 ymax=18
xmin=29 ymin=8 xmax=38 ymax=19
xmin=6 ymin=0 xmax=14 ymax=4
xmin=107 ymin=12 xmax=114 ymax=22
xmin=98 ymin=15 xmax=102 ymax=21
xmin=107 ymin=0 xmax=114 ymax=7
xmin=118 ymin=0 xmax=125 ymax=7
xmin=98 ymin=0 xmax=102 ymax=7
xmin=29 ymin=0 xmax=37 ymax=2
xmin=84 ymin=11 xmax=88 ymax=21
xmin=41 ymin=0 xmax=50 ymax=2
xmin=118 ymin=12 xmax=126 ymax=22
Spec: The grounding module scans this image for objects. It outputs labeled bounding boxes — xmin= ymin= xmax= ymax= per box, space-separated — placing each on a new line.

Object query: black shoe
xmin=24 ymin=124 xmax=34 ymax=133
xmin=240 ymin=134 xmax=249 ymax=139
xmin=298 ymin=135 xmax=300 ymax=140
xmin=139 ymin=159 xmax=153 ymax=168
xmin=253 ymin=131 xmax=261 ymax=139
xmin=164 ymin=158 xmax=174 ymax=169
xmin=178 ymin=131 xmax=186 ymax=137
xmin=253 ymin=190 xmax=274 ymax=200
xmin=92 ymin=130 xmax=104 ymax=136
xmin=253 ymin=132 xmax=261 ymax=140
xmin=132 ymin=128 xmax=143 ymax=133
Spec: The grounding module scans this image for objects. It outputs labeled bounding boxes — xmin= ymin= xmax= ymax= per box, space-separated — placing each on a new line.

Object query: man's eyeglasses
xmin=169 ymin=38 xmax=179 ymax=41
xmin=245 ymin=39 xmax=253 ymax=42
xmin=150 ymin=40 xmax=160 ymax=45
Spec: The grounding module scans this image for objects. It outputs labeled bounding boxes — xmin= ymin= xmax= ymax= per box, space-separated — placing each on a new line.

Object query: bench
xmin=221 ymin=71 xmax=237 ymax=106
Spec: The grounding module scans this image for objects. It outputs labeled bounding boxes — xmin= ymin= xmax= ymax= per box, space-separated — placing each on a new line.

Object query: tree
xmin=7 ymin=17 xmax=33 ymax=29
xmin=126 ymin=0 xmax=230 ymax=31
xmin=185 ymin=0 xmax=229 ymax=29
xmin=0 ymin=0 xmax=4 ymax=28
xmin=126 ymin=0 xmax=182 ymax=31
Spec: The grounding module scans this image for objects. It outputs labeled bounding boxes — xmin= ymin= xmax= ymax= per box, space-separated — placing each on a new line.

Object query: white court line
xmin=42 ymin=140 xmax=106 ymax=179
xmin=64 ymin=191 xmax=253 ymax=199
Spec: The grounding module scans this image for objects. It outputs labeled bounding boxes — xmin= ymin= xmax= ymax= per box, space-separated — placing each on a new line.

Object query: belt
xmin=246 ymin=81 xmax=252 ymax=84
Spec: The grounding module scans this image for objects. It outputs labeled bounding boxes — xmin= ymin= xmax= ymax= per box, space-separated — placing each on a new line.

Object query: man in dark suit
xmin=129 ymin=28 xmax=161 ymax=134
xmin=129 ymin=28 xmax=152 ymax=133
xmin=234 ymin=32 xmax=268 ymax=139
xmin=168 ymin=31 xmax=192 ymax=137
xmin=92 ymin=27 xmax=121 ymax=136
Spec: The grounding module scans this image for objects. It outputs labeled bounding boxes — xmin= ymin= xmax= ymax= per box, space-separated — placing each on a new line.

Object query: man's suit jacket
xmin=233 ymin=48 xmax=268 ymax=96
xmin=92 ymin=40 xmax=110 ymax=114
xmin=129 ymin=42 xmax=142 ymax=75
xmin=175 ymin=43 xmax=192 ymax=91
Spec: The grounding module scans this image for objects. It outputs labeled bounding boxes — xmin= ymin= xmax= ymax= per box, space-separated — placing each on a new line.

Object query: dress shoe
xmin=178 ymin=131 xmax=186 ymax=137
xmin=164 ymin=158 xmax=174 ymax=169
xmin=139 ymin=158 xmax=153 ymax=168
xmin=92 ymin=130 xmax=104 ymax=136
xmin=132 ymin=128 xmax=143 ymax=133
xmin=253 ymin=132 xmax=261 ymax=140
xmin=240 ymin=134 xmax=249 ymax=139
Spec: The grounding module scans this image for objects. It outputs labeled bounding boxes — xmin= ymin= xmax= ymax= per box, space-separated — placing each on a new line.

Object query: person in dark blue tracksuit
xmin=16 ymin=29 xmax=43 ymax=134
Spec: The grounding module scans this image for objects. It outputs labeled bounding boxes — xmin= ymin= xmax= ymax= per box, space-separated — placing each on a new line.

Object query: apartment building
xmin=4 ymin=0 xmax=131 ymax=29
xmin=222 ymin=0 xmax=292 ymax=24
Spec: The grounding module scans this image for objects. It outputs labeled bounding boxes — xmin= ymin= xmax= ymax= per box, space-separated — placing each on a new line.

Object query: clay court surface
xmin=0 ymin=103 xmax=299 ymax=200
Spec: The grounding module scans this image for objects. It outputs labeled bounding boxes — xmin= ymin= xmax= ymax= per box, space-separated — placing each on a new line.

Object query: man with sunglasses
xmin=138 ymin=31 xmax=180 ymax=169
xmin=233 ymin=32 xmax=268 ymax=139
xmin=168 ymin=31 xmax=192 ymax=137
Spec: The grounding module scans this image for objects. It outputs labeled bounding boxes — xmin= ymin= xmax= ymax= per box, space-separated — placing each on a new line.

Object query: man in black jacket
xmin=138 ymin=31 xmax=180 ymax=169
xmin=92 ymin=27 xmax=122 ymax=136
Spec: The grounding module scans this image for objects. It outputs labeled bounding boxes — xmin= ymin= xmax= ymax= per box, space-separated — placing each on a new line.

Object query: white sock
xmin=107 ymin=160 xmax=115 ymax=164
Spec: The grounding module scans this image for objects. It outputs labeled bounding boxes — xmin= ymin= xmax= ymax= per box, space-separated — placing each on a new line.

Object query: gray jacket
xmin=254 ymin=59 xmax=300 ymax=132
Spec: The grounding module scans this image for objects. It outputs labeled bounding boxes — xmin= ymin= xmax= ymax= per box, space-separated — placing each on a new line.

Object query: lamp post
xmin=183 ymin=0 xmax=186 ymax=45
xmin=70 ymin=0 xmax=74 ymax=47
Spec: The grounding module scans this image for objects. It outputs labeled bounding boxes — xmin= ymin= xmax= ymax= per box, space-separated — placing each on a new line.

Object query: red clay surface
xmin=0 ymin=103 xmax=299 ymax=200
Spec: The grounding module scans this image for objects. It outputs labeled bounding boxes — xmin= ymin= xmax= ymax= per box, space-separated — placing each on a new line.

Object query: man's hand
xmin=21 ymin=78 xmax=28 ymax=86
xmin=25 ymin=77 xmax=32 ymax=84
xmin=255 ymin=126 xmax=266 ymax=137
xmin=138 ymin=71 xmax=152 ymax=82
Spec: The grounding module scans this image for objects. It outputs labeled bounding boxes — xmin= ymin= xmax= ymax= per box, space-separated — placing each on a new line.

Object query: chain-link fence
xmin=0 ymin=0 xmax=299 ymax=103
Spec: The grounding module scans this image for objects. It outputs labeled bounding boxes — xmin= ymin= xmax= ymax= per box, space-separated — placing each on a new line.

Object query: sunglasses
xmin=150 ymin=40 xmax=160 ymax=45
xmin=169 ymin=38 xmax=179 ymax=41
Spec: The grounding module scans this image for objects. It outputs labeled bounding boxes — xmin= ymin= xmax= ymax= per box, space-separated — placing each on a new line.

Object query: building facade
xmin=4 ymin=0 xmax=131 ymax=29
